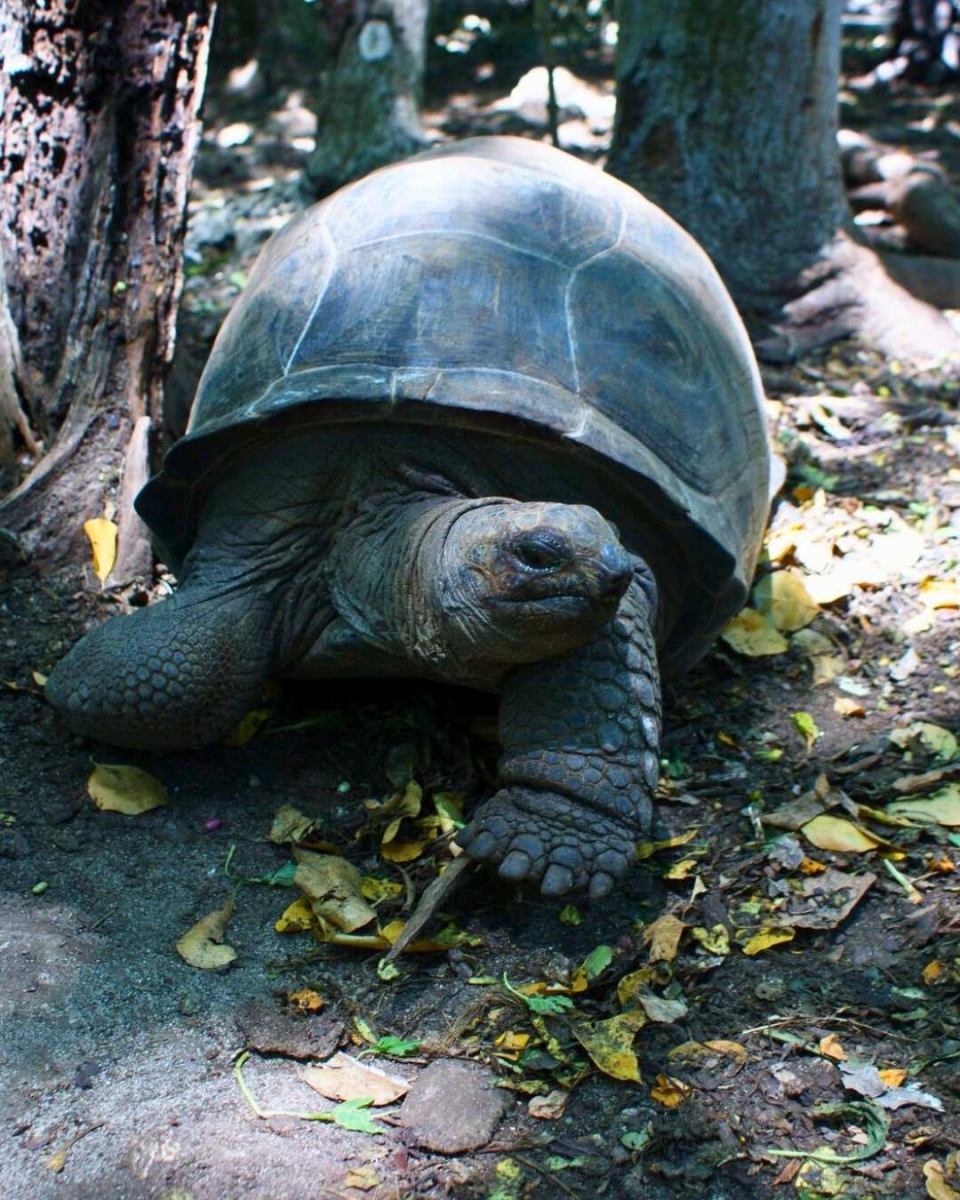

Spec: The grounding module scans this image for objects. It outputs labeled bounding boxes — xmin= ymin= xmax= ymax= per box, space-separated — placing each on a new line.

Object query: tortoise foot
xmin=456 ymin=787 xmax=637 ymax=900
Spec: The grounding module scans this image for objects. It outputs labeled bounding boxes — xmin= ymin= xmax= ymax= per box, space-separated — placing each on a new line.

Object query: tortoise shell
xmin=138 ymin=136 xmax=770 ymax=673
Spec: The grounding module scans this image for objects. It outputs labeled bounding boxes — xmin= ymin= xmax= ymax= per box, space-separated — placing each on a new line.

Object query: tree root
xmin=755 ymin=232 xmax=960 ymax=364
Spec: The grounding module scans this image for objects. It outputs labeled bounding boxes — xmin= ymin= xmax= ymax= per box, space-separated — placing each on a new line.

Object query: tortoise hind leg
xmin=46 ymin=589 xmax=274 ymax=751
xmin=456 ymin=564 xmax=661 ymax=899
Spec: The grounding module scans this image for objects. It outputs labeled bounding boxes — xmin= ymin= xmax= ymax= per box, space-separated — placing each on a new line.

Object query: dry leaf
xmin=571 ymin=1009 xmax=647 ymax=1082
xmin=924 ymin=961 xmax=945 ymax=986
xmin=834 ymin=696 xmax=865 ymax=718
xmin=924 ymin=1160 xmax=960 ymax=1200
xmin=528 ymin=1089 xmax=568 ymax=1119
xmin=293 ymin=850 xmax=377 ymax=932
xmin=650 ymin=1074 xmax=692 ymax=1108
xmin=878 ymin=1068 xmax=907 ymax=1087
xmin=83 ymin=517 xmax=118 ymax=584
xmin=668 ymin=1040 xmax=747 ymax=1064
xmin=87 ymin=762 xmax=167 ymax=815
xmin=888 ymin=786 xmax=960 ymax=827
xmin=343 ymin=1166 xmax=382 ymax=1191
xmin=742 ymin=927 xmax=795 ymax=956
xmin=302 ymin=1051 xmax=409 ymax=1106
xmin=801 ymin=814 xmax=882 ymax=853
xmin=176 ymin=898 xmax=237 ymax=969
xmin=287 ymin=988 xmax=325 ymax=1013
xmin=274 ymin=897 xmax=315 ymax=933
xmin=720 ymin=608 xmax=789 ymax=656
xmin=819 ymin=1033 xmax=847 ymax=1061
xmin=642 ymin=914 xmax=685 ymax=963
xmin=889 ymin=723 xmax=958 ymax=762
xmin=753 ymin=571 xmax=821 ymax=632
xmin=919 ymin=578 xmax=960 ymax=609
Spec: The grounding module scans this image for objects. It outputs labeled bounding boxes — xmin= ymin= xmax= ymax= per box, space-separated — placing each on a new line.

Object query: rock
xmin=234 ymin=1000 xmax=343 ymax=1061
xmin=399 ymin=1060 xmax=511 ymax=1154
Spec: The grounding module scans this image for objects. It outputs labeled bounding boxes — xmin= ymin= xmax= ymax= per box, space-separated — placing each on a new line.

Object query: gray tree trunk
xmin=607 ymin=0 xmax=959 ymax=361
xmin=0 ymin=0 xmax=215 ymax=570
xmin=305 ymin=0 xmax=429 ymax=197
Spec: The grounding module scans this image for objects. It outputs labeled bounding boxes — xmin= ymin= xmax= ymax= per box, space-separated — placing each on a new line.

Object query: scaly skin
xmin=45 ymin=589 xmax=274 ymax=751
xmin=457 ymin=566 xmax=660 ymax=899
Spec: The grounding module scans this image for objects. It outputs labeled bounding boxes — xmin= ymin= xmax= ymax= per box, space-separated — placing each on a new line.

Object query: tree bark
xmin=304 ymin=0 xmax=429 ymax=197
xmin=607 ymin=0 xmax=960 ymax=363
xmin=0 ymin=0 xmax=215 ymax=572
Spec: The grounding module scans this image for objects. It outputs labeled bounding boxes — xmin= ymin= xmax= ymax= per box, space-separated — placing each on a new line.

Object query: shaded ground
xmin=3 ymin=18 xmax=960 ymax=1200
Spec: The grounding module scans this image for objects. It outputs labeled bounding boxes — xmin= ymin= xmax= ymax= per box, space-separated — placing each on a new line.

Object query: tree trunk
xmin=0 ymin=0 xmax=216 ymax=572
xmin=607 ymin=0 xmax=960 ymax=362
xmin=304 ymin=0 xmax=429 ymax=197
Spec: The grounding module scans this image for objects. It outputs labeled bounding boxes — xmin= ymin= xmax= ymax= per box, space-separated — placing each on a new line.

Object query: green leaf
xmin=331 ymin=1097 xmax=383 ymax=1134
xmin=579 ymin=944 xmax=614 ymax=981
xmin=527 ymin=994 xmax=575 ymax=1015
xmin=791 ymin=711 xmax=821 ymax=749
xmin=360 ymin=1036 xmax=421 ymax=1058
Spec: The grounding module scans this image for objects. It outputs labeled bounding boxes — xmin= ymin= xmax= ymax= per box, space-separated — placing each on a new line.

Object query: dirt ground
xmin=2 ymin=16 xmax=960 ymax=1200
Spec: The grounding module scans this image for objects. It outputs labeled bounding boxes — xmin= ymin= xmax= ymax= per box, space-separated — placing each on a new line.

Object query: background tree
xmin=0 ymin=0 xmax=215 ymax=573
xmin=305 ymin=0 xmax=430 ymax=196
xmin=607 ymin=0 xmax=960 ymax=362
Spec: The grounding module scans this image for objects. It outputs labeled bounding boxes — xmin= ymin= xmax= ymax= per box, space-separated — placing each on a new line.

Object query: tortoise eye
xmin=513 ymin=534 xmax=569 ymax=571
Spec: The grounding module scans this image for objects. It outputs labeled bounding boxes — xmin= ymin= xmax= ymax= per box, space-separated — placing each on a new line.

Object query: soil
xmin=2 ymin=15 xmax=960 ymax=1200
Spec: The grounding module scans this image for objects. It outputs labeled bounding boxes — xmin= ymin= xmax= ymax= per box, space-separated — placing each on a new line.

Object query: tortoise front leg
xmin=457 ymin=565 xmax=661 ymax=900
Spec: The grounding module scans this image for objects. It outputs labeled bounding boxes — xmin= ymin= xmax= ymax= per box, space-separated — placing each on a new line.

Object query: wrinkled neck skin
xmin=326 ymin=482 xmax=603 ymax=685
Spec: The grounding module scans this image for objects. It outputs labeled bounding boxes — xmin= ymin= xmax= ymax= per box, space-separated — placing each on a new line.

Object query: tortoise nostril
xmin=598 ymin=542 xmax=632 ymax=597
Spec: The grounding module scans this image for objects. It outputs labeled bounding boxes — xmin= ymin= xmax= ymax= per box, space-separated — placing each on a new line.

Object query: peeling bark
xmin=0 ymin=0 xmax=215 ymax=566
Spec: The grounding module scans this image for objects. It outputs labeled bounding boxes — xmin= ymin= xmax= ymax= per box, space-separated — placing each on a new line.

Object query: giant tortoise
xmin=48 ymin=136 xmax=771 ymax=899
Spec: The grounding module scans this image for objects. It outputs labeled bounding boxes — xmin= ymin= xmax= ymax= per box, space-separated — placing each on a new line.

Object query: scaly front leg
xmin=457 ymin=566 xmax=661 ymax=900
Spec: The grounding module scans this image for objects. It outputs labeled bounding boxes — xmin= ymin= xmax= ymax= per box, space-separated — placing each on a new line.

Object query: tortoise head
xmin=437 ymin=500 xmax=632 ymax=665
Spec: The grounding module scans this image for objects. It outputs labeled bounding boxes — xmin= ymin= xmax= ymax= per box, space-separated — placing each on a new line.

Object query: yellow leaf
xmin=919 ymin=578 xmax=960 ymax=609
xmin=799 ymin=856 xmax=826 ymax=874
xmin=720 ymin=608 xmax=789 ymax=656
xmin=691 ymin=925 xmax=730 ymax=955
xmin=801 ymin=814 xmax=881 ymax=853
xmin=224 ymin=706 xmax=271 ymax=746
xmin=571 ymin=1009 xmax=647 ymax=1082
xmin=878 ymin=1067 xmax=907 ymax=1087
xmin=274 ymin=897 xmax=315 ymax=933
xmin=288 ymin=988 xmax=325 ymax=1012
xmin=753 ymin=570 xmax=820 ymax=632
xmin=83 ymin=517 xmax=118 ymax=584
xmin=380 ymin=838 xmax=428 ymax=862
xmin=360 ymin=876 xmax=404 ymax=902
xmin=616 ymin=966 xmax=662 ymax=1007
xmin=924 ymin=1160 xmax=960 ymax=1200
xmin=887 ymin=787 xmax=960 ymax=827
xmin=87 ymin=762 xmax=167 ymax=815
xmin=923 ymin=961 xmax=944 ymax=985
xmin=642 ymin=914 xmax=686 ymax=963
xmin=668 ymin=1040 xmax=747 ymax=1064
xmin=343 ymin=1167 xmax=382 ymax=1192
xmin=176 ymin=899 xmax=237 ymax=969
xmin=32 ymin=670 xmax=48 ymax=687
xmin=495 ymin=1031 xmax=530 ymax=1059
xmin=819 ymin=1033 xmax=847 ymax=1061
xmin=742 ymin=927 xmax=795 ymax=956
xmin=664 ymin=857 xmax=699 ymax=880
xmin=293 ymin=850 xmax=377 ymax=932
xmin=650 ymin=1073 xmax=692 ymax=1108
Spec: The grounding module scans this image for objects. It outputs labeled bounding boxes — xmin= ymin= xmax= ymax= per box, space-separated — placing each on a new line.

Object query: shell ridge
xmin=347 ymin=227 xmax=568 ymax=270
xmin=282 ymin=216 xmax=338 ymax=376
xmin=564 ymin=202 xmax=628 ymax=396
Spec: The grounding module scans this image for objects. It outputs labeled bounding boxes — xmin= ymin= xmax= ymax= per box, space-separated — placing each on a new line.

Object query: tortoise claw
xmin=457 ymin=786 xmax=636 ymax=897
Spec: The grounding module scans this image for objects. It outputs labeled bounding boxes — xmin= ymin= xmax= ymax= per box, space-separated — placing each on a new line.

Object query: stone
xmin=399 ymin=1060 xmax=512 ymax=1154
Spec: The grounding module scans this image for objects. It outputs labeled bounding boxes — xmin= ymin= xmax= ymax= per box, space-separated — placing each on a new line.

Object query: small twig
xmin=533 ymin=0 xmax=560 ymax=148
xmin=882 ymin=856 xmax=922 ymax=902
xmin=381 ymin=855 xmax=474 ymax=964
xmin=512 ymin=1153 xmax=581 ymax=1199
